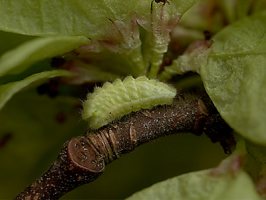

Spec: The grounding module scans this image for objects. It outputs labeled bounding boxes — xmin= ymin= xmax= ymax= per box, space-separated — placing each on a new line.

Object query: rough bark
xmin=16 ymin=91 xmax=234 ymax=200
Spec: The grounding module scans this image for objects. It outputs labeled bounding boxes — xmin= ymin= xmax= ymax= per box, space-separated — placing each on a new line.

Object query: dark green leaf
xmin=0 ymin=31 xmax=34 ymax=55
xmin=0 ymin=91 xmax=85 ymax=198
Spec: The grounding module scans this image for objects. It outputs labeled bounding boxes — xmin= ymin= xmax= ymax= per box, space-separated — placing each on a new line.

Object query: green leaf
xmin=219 ymin=0 xmax=253 ymax=23
xmin=0 ymin=31 xmax=34 ymax=55
xmin=0 ymin=70 xmax=70 ymax=110
xmin=0 ymin=0 xmax=148 ymax=36
xmin=143 ymin=0 xmax=198 ymax=77
xmin=127 ymin=153 xmax=262 ymax=200
xmin=82 ymin=76 xmax=176 ymax=129
xmin=128 ymin=171 xmax=261 ymax=200
xmin=180 ymin=1 xmax=224 ymax=34
xmin=159 ymin=41 xmax=210 ymax=81
xmin=0 ymin=0 xmax=196 ymax=37
xmin=200 ymin=11 xmax=266 ymax=145
xmin=0 ymin=36 xmax=88 ymax=76
xmin=219 ymin=0 xmax=266 ymax=23
xmin=0 ymin=1 xmax=197 ymax=77
xmin=75 ymin=40 xmax=146 ymax=77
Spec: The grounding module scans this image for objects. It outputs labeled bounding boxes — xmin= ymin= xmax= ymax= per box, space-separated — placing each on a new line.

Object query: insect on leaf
xmin=82 ymin=76 xmax=176 ymax=129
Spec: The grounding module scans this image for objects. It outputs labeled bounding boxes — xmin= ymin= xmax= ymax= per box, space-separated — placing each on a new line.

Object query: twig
xmin=16 ymin=90 xmax=235 ymax=200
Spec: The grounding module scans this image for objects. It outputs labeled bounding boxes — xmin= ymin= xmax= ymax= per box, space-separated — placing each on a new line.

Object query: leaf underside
xmin=200 ymin=11 xmax=266 ymax=145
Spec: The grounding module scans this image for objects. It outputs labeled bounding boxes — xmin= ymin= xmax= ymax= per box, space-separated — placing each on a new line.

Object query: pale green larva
xmin=82 ymin=76 xmax=176 ymax=129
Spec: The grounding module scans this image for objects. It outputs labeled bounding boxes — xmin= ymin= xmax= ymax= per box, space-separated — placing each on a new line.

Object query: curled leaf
xmin=159 ymin=40 xmax=211 ymax=81
xmin=0 ymin=36 xmax=88 ymax=76
xmin=143 ymin=0 xmax=198 ymax=77
xmin=82 ymin=76 xmax=176 ymax=129
xmin=0 ymin=70 xmax=70 ymax=110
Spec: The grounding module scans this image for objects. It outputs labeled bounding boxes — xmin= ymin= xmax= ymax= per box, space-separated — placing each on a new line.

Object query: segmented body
xmin=82 ymin=76 xmax=176 ymax=129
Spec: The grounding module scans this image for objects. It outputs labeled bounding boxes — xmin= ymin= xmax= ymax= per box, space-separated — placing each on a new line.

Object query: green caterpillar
xmin=82 ymin=76 xmax=176 ymax=129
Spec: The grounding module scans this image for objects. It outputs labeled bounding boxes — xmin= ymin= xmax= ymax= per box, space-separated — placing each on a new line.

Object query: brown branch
xmin=15 ymin=90 xmax=235 ymax=200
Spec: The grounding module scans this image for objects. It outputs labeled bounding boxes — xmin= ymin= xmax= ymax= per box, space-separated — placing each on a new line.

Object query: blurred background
xmin=0 ymin=31 xmax=225 ymax=197
xmin=0 ymin=86 xmax=225 ymax=199
xmin=2 ymin=0 xmax=266 ymax=198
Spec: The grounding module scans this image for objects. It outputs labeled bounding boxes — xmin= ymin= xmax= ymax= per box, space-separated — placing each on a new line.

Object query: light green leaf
xmin=128 ymin=170 xmax=261 ymax=200
xmin=0 ymin=70 xmax=70 ymax=110
xmin=219 ymin=0 xmax=266 ymax=23
xmin=0 ymin=0 xmax=148 ymax=36
xmin=159 ymin=40 xmax=210 ymax=81
xmin=180 ymin=1 xmax=224 ymax=34
xmin=75 ymin=40 xmax=146 ymax=77
xmin=0 ymin=36 xmax=88 ymax=76
xmin=0 ymin=31 xmax=34 ymax=55
xmin=0 ymin=1 xmax=198 ymax=77
xmin=144 ymin=0 xmax=198 ymax=77
xmin=0 ymin=0 xmax=197 ymax=37
xmin=200 ymin=11 xmax=266 ymax=145
xmin=82 ymin=76 xmax=176 ymax=129
xmin=127 ymin=153 xmax=262 ymax=200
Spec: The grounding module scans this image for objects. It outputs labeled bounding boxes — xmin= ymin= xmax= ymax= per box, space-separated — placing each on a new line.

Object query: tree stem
xmin=16 ymin=91 xmax=235 ymax=200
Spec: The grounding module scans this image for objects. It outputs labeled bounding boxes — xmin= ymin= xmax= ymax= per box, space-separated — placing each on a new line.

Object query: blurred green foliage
xmin=0 ymin=32 xmax=225 ymax=198
xmin=1 ymin=0 xmax=266 ymax=199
